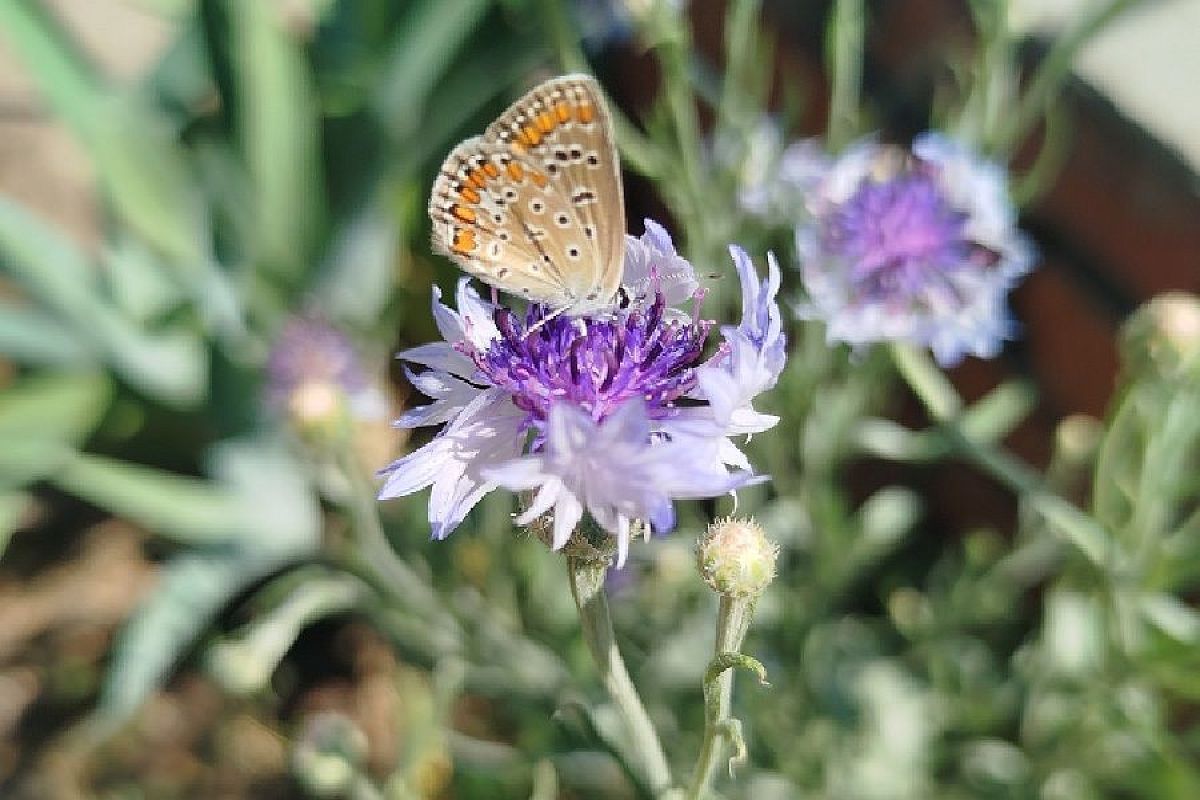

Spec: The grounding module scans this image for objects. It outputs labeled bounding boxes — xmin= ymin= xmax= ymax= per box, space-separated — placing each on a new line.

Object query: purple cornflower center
xmin=466 ymin=293 xmax=710 ymax=428
xmin=823 ymin=165 xmax=971 ymax=300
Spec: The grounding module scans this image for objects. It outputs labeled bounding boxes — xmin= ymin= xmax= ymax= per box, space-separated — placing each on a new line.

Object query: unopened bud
xmin=697 ymin=517 xmax=778 ymax=598
xmin=1120 ymin=292 xmax=1200 ymax=379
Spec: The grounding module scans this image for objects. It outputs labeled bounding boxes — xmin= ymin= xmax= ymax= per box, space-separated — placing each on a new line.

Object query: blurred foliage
xmin=0 ymin=0 xmax=1195 ymax=798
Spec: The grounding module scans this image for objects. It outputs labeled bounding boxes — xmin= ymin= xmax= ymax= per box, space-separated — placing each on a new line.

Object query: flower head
xmin=794 ymin=133 xmax=1035 ymax=366
xmin=379 ymin=221 xmax=785 ymax=565
xmin=266 ymin=314 xmax=385 ymax=434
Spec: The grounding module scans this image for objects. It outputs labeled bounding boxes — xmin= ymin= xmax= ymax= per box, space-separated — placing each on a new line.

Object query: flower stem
xmin=686 ymin=594 xmax=755 ymax=799
xmin=567 ymin=556 xmax=674 ymax=797
xmin=889 ymin=344 xmax=1112 ymax=565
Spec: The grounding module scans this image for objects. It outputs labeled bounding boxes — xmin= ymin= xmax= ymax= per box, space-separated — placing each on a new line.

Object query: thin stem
xmin=891 ymin=343 xmax=962 ymax=420
xmin=341 ymin=454 xmax=464 ymax=646
xmin=686 ymin=595 xmax=754 ymax=800
xmin=889 ymin=344 xmax=1111 ymax=566
xmin=567 ymin=556 xmax=674 ymax=797
xmin=995 ymin=0 xmax=1141 ymax=154
xmin=825 ymin=0 xmax=865 ymax=152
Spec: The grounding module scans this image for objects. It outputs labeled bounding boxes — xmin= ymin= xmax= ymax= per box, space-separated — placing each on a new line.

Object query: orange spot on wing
xmin=451 ymin=229 xmax=476 ymax=254
xmin=530 ymin=171 xmax=548 ymax=188
xmin=467 ymin=169 xmax=487 ymax=188
xmin=554 ymin=102 xmax=571 ymax=123
xmin=523 ymin=125 xmax=543 ymax=146
xmin=536 ymin=112 xmax=555 ymax=133
xmin=506 ymin=162 xmax=525 ymax=181
xmin=482 ymin=162 xmax=500 ymax=178
xmin=452 ymin=205 xmax=476 ymax=224
xmin=577 ymin=103 xmax=595 ymax=124
xmin=459 ymin=186 xmax=481 ymax=204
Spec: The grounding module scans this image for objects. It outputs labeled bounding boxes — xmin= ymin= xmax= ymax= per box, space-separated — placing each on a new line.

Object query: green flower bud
xmin=1119 ymin=292 xmax=1200 ymax=379
xmin=697 ymin=517 xmax=779 ymax=598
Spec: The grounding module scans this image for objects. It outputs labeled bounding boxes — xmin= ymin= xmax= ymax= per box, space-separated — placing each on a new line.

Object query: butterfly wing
xmin=429 ymin=74 xmax=626 ymax=313
xmin=430 ymin=137 xmax=577 ymax=305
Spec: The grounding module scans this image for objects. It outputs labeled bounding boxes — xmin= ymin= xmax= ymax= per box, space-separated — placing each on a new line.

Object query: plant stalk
xmin=686 ymin=594 xmax=754 ymax=799
xmin=567 ymin=556 xmax=674 ymax=797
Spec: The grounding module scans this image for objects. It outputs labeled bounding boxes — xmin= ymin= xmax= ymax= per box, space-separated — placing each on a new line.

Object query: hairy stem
xmin=686 ymin=595 xmax=755 ymax=799
xmin=567 ymin=556 xmax=674 ymax=797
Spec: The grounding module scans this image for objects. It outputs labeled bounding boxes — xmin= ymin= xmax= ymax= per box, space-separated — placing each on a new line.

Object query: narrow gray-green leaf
xmin=52 ymin=453 xmax=243 ymax=546
xmin=0 ymin=3 xmax=206 ymax=267
xmin=97 ymin=547 xmax=295 ymax=726
xmin=207 ymin=567 xmax=367 ymax=695
xmin=0 ymin=301 xmax=93 ymax=366
xmin=960 ymin=380 xmax=1037 ymax=445
xmin=0 ymin=371 xmax=110 ymax=444
xmin=230 ymin=0 xmax=324 ymax=282
xmin=314 ymin=200 xmax=397 ymax=326
xmin=375 ymin=0 xmax=490 ymax=137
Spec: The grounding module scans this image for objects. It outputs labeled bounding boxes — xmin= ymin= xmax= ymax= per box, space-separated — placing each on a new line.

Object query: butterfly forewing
xmin=429 ymin=74 xmax=625 ymax=313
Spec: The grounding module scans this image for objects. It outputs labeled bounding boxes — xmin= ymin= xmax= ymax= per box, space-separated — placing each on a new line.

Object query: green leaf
xmin=824 ymin=0 xmax=865 ymax=150
xmin=314 ymin=200 xmax=397 ymax=326
xmin=207 ymin=566 xmax=368 ymax=694
xmin=0 ymin=196 xmax=97 ymax=321
xmin=0 ymin=198 xmax=208 ymax=406
xmin=375 ymin=0 xmax=491 ymax=138
xmin=0 ymin=2 xmax=206 ymax=267
xmin=230 ymin=0 xmax=324 ymax=282
xmin=51 ymin=436 xmax=322 ymax=550
xmin=98 ymin=318 xmax=208 ymax=408
xmin=849 ymin=486 xmax=921 ymax=568
xmin=97 ymin=547 xmax=290 ymax=727
xmin=103 ymin=236 xmax=185 ymax=323
xmin=0 ymin=301 xmax=93 ymax=366
xmin=51 ymin=454 xmax=244 ymax=546
xmin=0 ymin=371 xmax=109 ymax=445
xmin=1140 ymin=592 xmax=1200 ymax=645
xmin=94 ymin=437 xmax=321 ymax=725
xmin=960 ymin=380 xmax=1037 ymax=445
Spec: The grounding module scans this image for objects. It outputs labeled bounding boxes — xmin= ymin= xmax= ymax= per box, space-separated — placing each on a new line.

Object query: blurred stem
xmin=339 ymin=451 xmax=463 ymax=645
xmin=686 ymin=595 xmax=754 ymax=800
xmin=890 ymin=344 xmax=1111 ymax=564
xmin=891 ymin=343 xmax=962 ymax=419
xmin=567 ymin=556 xmax=674 ymax=797
xmin=650 ymin=9 xmax=715 ymax=261
xmin=825 ymin=0 xmax=865 ymax=151
xmin=719 ymin=0 xmax=765 ymax=130
xmin=995 ymin=0 xmax=1140 ymax=154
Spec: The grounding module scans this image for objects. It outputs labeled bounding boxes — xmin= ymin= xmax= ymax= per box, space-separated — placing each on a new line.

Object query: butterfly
xmin=428 ymin=74 xmax=626 ymax=316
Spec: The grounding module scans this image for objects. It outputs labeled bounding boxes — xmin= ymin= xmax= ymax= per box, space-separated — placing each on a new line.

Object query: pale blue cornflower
xmin=792 ymin=133 xmax=1035 ymax=366
xmin=378 ymin=222 xmax=785 ymax=565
